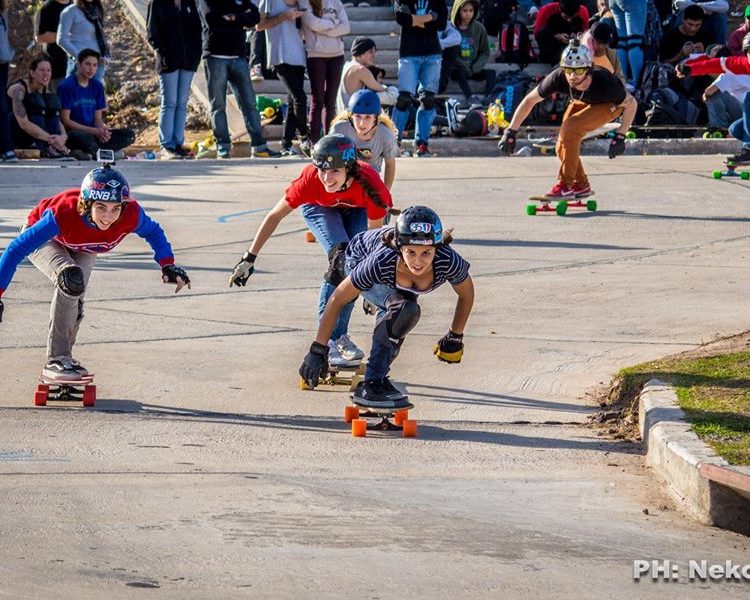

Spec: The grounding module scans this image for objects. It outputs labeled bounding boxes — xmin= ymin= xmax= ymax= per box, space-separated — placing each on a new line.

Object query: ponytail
xmin=347 ymin=161 xmax=389 ymax=211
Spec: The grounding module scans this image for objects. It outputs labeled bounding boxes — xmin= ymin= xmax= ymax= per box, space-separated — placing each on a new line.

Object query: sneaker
xmin=352 ymin=380 xmax=410 ymax=409
xmin=173 ymin=146 xmax=193 ymax=159
xmin=1 ymin=150 xmax=19 ymax=163
xmin=70 ymin=149 xmax=92 ymax=161
xmin=42 ymin=146 xmax=74 ymax=161
xmin=217 ymin=147 xmax=231 ymax=159
xmin=545 ymin=181 xmax=575 ymax=198
xmin=251 ymin=145 xmax=282 ymax=158
xmin=250 ymin=64 xmax=264 ymax=82
xmin=159 ymin=147 xmax=181 ymax=160
xmin=336 ymin=334 xmax=365 ymax=362
xmin=298 ymin=136 xmax=312 ymax=158
xmin=728 ymin=147 xmax=750 ymax=164
xmin=415 ymin=141 xmax=431 ymax=157
xmin=42 ymin=356 xmax=83 ymax=382
xmin=571 ymin=182 xmax=593 ymax=197
xmin=280 ymin=145 xmax=296 ymax=157
xmin=379 ymin=377 xmax=407 ymax=403
xmin=69 ymin=358 xmax=90 ymax=377
xmin=327 ymin=340 xmax=359 ymax=368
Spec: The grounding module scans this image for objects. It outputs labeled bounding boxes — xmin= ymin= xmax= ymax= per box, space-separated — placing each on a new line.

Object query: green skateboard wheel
xmin=702 ymin=131 xmax=711 ymax=139
xmin=712 ymin=170 xmax=722 ymax=179
xmin=586 ymin=199 xmax=597 ymax=211
xmin=742 ymin=172 xmax=750 ymax=180
xmin=526 ymin=204 xmax=537 ymax=216
xmin=555 ymin=202 xmax=567 ymax=216
xmin=712 ymin=131 xmax=724 ymax=139
xmin=626 ymin=131 xmax=636 ymax=139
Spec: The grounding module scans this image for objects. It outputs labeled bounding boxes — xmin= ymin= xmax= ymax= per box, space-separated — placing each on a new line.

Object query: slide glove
xmin=433 ymin=330 xmax=464 ymax=363
xmin=498 ymin=128 xmax=518 ymax=156
xmin=675 ymin=63 xmax=691 ymax=77
xmin=162 ymin=264 xmax=191 ymax=292
xmin=0 ymin=298 xmax=4 ymax=323
xmin=608 ymin=133 xmax=626 ymax=159
xmin=299 ymin=341 xmax=329 ymax=388
xmin=229 ymin=252 xmax=256 ymax=287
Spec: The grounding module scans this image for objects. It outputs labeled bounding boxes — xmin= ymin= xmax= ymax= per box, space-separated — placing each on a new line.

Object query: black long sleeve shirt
xmin=394 ymin=0 xmax=448 ymax=57
xmin=197 ymin=0 xmax=260 ymax=58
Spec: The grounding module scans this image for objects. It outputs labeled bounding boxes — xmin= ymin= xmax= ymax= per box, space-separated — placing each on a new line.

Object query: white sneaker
xmin=43 ymin=356 xmax=83 ymax=382
xmin=336 ymin=334 xmax=365 ymax=361
xmin=327 ymin=340 xmax=359 ymax=368
xmin=69 ymin=357 xmax=90 ymax=377
xmin=250 ymin=64 xmax=264 ymax=82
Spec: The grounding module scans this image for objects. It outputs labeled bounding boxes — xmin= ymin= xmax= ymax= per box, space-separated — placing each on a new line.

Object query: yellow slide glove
xmin=433 ymin=331 xmax=464 ymax=364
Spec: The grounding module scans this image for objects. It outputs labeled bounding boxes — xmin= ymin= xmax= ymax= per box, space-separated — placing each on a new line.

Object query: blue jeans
xmin=203 ymin=56 xmax=266 ymax=150
xmin=707 ymin=91 xmax=742 ymax=129
xmin=392 ymin=54 xmax=441 ymax=143
xmin=610 ymin=0 xmax=647 ymax=86
xmin=729 ymin=91 xmax=750 ymax=150
xmin=66 ymin=57 xmax=106 ymax=82
xmin=301 ymin=204 xmax=368 ymax=342
xmin=158 ymin=69 xmax=195 ymax=150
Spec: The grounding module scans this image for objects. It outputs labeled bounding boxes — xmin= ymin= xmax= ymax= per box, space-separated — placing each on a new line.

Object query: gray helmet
xmin=560 ymin=40 xmax=593 ymax=69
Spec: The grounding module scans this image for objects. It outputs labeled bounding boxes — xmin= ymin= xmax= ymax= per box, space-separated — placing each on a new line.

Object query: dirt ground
xmin=7 ymin=0 xmax=211 ymax=149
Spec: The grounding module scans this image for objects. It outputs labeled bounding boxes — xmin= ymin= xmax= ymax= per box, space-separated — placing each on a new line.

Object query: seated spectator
xmin=673 ymin=0 xmax=729 ymax=46
xmin=57 ymin=0 xmax=109 ymax=82
xmin=7 ymin=55 xmax=71 ymax=159
xmin=58 ymin=49 xmax=134 ymax=159
xmin=439 ymin=20 xmax=463 ymax=94
xmin=331 ymin=89 xmax=398 ymax=188
xmin=700 ymin=45 xmax=743 ymax=129
xmin=534 ymin=0 xmax=590 ymax=65
xmin=1 ymin=0 xmax=17 ymax=162
xmin=583 ymin=20 xmax=625 ymax=83
xmin=367 ymin=65 xmax=398 ymax=107
xmin=336 ymin=37 xmax=389 ymax=112
xmin=728 ymin=6 xmax=750 ymax=56
xmin=659 ymin=4 xmax=711 ymax=64
xmin=450 ymin=0 xmax=497 ymax=101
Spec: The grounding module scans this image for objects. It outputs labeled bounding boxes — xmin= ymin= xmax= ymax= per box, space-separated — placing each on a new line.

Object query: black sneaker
xmin=728 ymin=148 xmax=750 ymax=164
xmin=379 ymin=377 xmax=407 ymax=403
xmin=42 ymin=357 xmax=82 ymax=382
xmin=352 ymin=380 xmax=409 ymax=409
xmin=173 ymin=146 xmax=193 ymax=159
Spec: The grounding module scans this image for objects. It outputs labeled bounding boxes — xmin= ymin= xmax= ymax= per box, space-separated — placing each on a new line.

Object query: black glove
xmin=0 ymin=298 xmax=4 ymax=323
xmin=162 ymin=264 xmax=191 ymax=290
xmin=498 ymin=128 xmax=518 ymax=156
xmin=299 ymin=341 xmax=329 ymax=388
xmin=608 ymin=133 xmax=626 ymax=160
xmin=676 ymin=63 xmax=691 ymax=77
xmin=433 ymin=330 xmax=464 ymax=363
xmin=229 ymin=252 xmax=256 ymax=287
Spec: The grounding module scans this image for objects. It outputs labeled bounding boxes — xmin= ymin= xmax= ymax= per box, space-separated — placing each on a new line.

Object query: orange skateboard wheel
xmin=82 ymin=385 xmax=96 ymax=407
xmin=401 ymin=419 xmax=417 ymax=438
xmin=34 ymin=390 xmax=48 ymax=406
xmin=305 ymin=231 xmax=316 ymax=243
xmin=393 ymin=409 xmax=409 ymax=426
xmin=344 ymin=405 xmax=359 ymax=423
xmin=352 ymin=418 xmax=367 ymax=437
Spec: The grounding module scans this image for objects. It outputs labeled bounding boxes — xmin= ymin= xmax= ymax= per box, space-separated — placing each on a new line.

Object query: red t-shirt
xmin=284 ymin=162 xmax=392 ymax=220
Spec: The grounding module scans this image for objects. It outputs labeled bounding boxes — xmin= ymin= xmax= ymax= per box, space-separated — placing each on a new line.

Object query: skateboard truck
xmin=712 ymin=161 xmax=750 ymax=180
xmin=35 ymin=376 xmax=96 ymax=407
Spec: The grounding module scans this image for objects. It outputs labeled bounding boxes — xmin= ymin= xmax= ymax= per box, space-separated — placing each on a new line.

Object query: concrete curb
xmin=639 ymin=379 xmax=750 ymax=535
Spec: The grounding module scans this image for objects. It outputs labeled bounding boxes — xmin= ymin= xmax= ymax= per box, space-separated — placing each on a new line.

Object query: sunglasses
xmin=562 ymin=67 xmax=589 ymax=76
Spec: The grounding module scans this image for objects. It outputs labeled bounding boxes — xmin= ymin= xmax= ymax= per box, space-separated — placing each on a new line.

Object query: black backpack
xmin=498 ymin=13 xmax=535 ymax=70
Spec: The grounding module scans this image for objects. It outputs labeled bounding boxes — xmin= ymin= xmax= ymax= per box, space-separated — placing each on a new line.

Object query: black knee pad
xmin=419 ymin=92 xmax=437 ymax=111
xmin=385 ymin=296 xmax=421 ymax=339
xmin=396 ymin=92 xmax=413 ymax=112
xmin=323 ymin=242 xmax=348 ymax=287
xmin=57 ymin=265 xmax=85 ymax=297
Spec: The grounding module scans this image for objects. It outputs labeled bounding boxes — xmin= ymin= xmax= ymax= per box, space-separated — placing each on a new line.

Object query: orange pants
xmin=555 ymin=101 xmax=623 ymax=187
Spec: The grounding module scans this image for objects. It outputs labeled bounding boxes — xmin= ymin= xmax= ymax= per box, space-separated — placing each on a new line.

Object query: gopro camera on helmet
xmin=96 ymin=149 xmax=116 ymax=168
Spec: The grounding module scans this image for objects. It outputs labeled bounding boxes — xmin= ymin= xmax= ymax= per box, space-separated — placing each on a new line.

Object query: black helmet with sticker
xmin=394 ymin=205 xmax=444 ymax=247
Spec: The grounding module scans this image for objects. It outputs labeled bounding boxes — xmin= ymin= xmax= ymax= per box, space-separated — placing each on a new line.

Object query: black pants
xmin=274 ymin=63 xmax=309 ymax=147
xmin=66 ymin=128 xmax=135 ymax=157
xmin=439 ymin=46 xmax=460 ymax=95
xmin=451 ymin=67 xmax=497 ymax=99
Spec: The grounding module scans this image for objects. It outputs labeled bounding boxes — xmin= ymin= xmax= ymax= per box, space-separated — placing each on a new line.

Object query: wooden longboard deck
xmin=39 ymin=374 xmax=94 ymax=386
xmin=351 ymin=401 xmax=414 ymax=416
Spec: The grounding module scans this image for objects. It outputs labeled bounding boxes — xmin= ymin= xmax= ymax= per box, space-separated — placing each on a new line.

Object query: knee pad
xmin=396 ymin=92 xmax=413 ymax=112
xmin=386 ymin=298 xmax=421 ymax=339
xmin=419 ymin=92 xmax=436 ymax=111
xmin=57 ymin=265 xmax=85 ymax=297
xmin=323 ymin=242 xmax=348 ymax=287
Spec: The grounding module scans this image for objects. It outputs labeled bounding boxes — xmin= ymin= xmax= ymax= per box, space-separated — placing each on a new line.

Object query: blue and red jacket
xmin=0 ymin=189 xmax=174 ymax=296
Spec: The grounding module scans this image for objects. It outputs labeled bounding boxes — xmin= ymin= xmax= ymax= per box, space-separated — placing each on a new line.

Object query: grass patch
xmin=614 ymin=352 xmax=750 ymax=465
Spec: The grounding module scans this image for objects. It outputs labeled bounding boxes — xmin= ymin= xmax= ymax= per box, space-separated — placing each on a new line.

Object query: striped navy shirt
xmin=346 ymin=227 xmax=470 ymax=293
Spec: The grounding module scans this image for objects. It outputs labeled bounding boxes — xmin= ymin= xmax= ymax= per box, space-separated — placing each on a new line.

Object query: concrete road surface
xmin=0 ymin=155 xmax=748 ymax=598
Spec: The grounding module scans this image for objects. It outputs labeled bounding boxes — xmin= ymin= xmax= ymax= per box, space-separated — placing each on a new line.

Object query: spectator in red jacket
xmin=534 ymin=0 xmax=590 ymax=64
xmin=728 ymin=6 xmax=750 ymax=56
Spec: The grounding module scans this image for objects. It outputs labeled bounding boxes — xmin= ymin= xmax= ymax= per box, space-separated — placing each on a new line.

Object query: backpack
xmin=489 ymin=72 xmax=531 ymax=115
xmin=527 ymin=91 xmax=570 ymax=126
xmin=498 ymin=14 xmax=535 ymax=70
xmin=642 ymin=89 xmax=701 ymax=137
xmin=634 ymin=61 xmax=674 ymax=106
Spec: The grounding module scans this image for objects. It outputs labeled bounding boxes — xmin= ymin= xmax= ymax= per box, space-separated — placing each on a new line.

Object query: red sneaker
xmin=545 ymin=181 xmax=575 ymax=198
xmin=571 ymin=183 xmax=593 ymax=197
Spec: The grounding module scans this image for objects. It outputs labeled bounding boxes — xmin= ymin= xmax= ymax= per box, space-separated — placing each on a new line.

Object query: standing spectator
xmin=8 ymin=55 xmax=72 ymax=159
xmin=393 ymin=0 xmax=449 ymax=157
xmin=728 ymin=6 xmax=750 ymax=56
xmin=58 ymin=49 xmax=135 ymax=159
xmin=299 ymin=0 xmax=351 ymax=142
xmin=659 ymin=4 xmax=710 ymax=64
xmin=450 ymin=0 xmax=496 ymax=102
xmin=35 ymin=0 xmax=72 ymax=92
xmin=0 ymin=0 xmax=16 ymax=163
xmin=147 ymin=0 xmax=203 ymax=160
xmin=197 ymin=0 xmax=280 ymax=158
xmin=438 ymin=20 xmax=462 ymax=94
xmin=248 ymin=29 xmax=269 ymax=81
xmin=257 ymin=0 xmax=311 ymax=157
xmin=673 ymin=0 xmax=729 ymax=46
xmin=534 ymin=0 xmax=590 ymax=65
xmin=57 ymin=0 xmax=109 ymax=82
xmin=337 ymin=37 xmax=389 ymax=112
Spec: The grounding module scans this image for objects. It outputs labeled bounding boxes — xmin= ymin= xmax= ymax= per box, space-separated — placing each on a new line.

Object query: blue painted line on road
xmin=217 ymin=207 xmax=272 ymax=223
xmin=0 ymin=450 xmax=69 ymax=462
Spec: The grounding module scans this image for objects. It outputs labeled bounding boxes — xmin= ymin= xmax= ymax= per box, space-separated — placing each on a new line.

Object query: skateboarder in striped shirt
xmin=299 ymin=205 xmax=475 ymax=408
